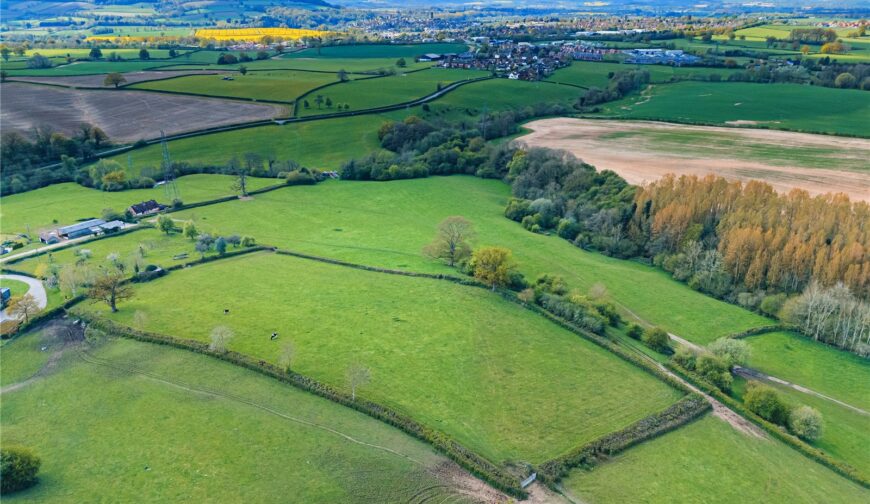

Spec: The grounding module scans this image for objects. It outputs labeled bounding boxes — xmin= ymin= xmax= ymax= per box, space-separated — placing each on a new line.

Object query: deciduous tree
xmin=422 ymin=216 xmax=476 ymax=267
xmin=88 ymin=271 xmax=134 ymax=313
xmin=7 ymin=294 xmax=40 ymax=323
xmin=346 ymin=363 xmax=370 ymax=401
xmin=470 ymin=246 xmax=516 ymax=290
xmin=103 ymin=72 xmax=126 ymax=88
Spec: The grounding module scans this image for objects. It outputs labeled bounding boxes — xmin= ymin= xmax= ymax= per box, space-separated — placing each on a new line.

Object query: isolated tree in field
xmin=231 ymin=166 xmax=249 ymax=196
xmin=641 ymin=327 xmax=671 ymax=353
xmin=396 ymin=57 xmax=406 ymax=68
xmin=239 ymin=65 xmax=248 ymax=75
xmin=139 ymin=48 xmax=150 ymax=60
xmin=303 ymin=99 xmax=310 ymax=109
xmin=337 ymin=69 xmax=348 ymax=82
xmin=346 ymin=363 xmax=371 ymax=401
xmin=157 ymin=214 xmax=175 ymax=234
xmin=182 ymin=220 xmax=198 ymax=240
xmin=209 ymin=326 xmax=233 ymax=353
xmin=7 ymin=294 xmax=40 ymax=324
xmin=13 ymin=46 xmax=25 ymax=57
xmin=423 ymin=216 xmax=476 ymax=267
xmin=325 ymin=97 xmax=333 ymax=108
xmin=278 ymin=340 xmax=295 ymax=373
xmin=89 ymin=47 xmax=102 ymax=60
xmin=314 ymin=94 xmax=324 ymax=108
xmin=26 ymin=54 xmax=52 ymax=69
xmin=470 ymin=246 xmax=516 ymax=290
xmin=88 ymin=271 xmax=134 ymax=313
xmin=0 ymin=70 xmax=7 ymax=82
xmin=103 ymin=72 xmax=127 ymax=88
xmin=789 ymin=406 xmax=824 ymax=441
xmin=0 ymin=446 xmax=41 ymax=495
xmin=0 ymin=47 xmax=10 ymax=62
xmin=59 ymin=264 xmax=89 ymax=298
xmin=801 ymin=45 xmax=811 ymax=55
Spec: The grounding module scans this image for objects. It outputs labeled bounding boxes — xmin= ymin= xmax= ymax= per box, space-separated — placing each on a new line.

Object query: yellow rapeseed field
xmin=194 ymin=28 xmax=328 ymax=42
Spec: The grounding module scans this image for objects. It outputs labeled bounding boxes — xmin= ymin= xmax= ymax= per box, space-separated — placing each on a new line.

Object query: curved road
xmin=0 ymin=274 xmax=48 ymax=322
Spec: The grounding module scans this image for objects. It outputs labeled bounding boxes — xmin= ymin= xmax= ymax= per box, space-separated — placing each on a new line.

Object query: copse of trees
xmin=0 ymin=446 xmax=41 ymax=495
xmin=575 ymin=69 xmax=650 ymax=109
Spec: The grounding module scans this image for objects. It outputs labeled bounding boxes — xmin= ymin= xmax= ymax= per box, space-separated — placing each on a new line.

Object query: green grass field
xmin=427 ymin=78 xmax=582 ymax=118
xmin=283 ymin=43 xmax=469 ymax=60
xmin=168 ymin=177 xmax=768 ymax=343
xmin=131 ymin=70 xmax=339 ymax=103
xmin=745 ymin=332 xmax=870 ymax=411
xmin=161 ymin=57 xmax=433 ymax=73
xmin=109 ymin=113 xmax=392 ymax=173
xmin=547 ymin=61 xmax=741 ymax=88
xmin=562 ymin=415 xmax=868 ymax=503
xmin=597 ymin=81 xmax=870 ymax=137
xmin=732 ymin=375 xmax=870 ymax=476
xmin=0 ymin=175 xmax=280 ymax=236
xmin=4 ymin=60 xmax=175 ymax=76
xmin=83 ymin=251 xmax=684 ymax=464
xmin=298 ymin=68 xmax=489 ymax=116
xmin=0 ymin=328 xmax=57 ymax=384
xmin=0 ymin=334 xmax=472 ymax=503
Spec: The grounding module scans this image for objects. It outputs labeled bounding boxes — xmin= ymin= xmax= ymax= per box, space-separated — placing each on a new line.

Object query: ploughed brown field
xmin=517 ymin=118 xmax=870 ymax=202
xmin=0 ymin=81 xmax=285 ymax=142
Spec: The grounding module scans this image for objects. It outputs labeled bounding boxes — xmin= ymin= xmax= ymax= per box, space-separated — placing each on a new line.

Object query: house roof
xmin=129 ymin=200 xmax=161 ymax=214
xmin=58 ymin=219 xmax=105 ymax=235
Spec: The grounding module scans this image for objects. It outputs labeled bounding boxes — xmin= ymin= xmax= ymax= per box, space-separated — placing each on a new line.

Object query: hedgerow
xmin=70 ymin=314 xmax=527 ymax=498
xmin=536 ymin=394 xmax=710 ymax=484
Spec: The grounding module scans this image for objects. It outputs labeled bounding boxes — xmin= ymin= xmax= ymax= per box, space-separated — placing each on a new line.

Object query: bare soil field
xmin=7 ymin=70 xmax=226 ymax=88
xmin=517 ymin=118 xmax=870 ymax=202
xmin=0 ymin=82 xmax=285 ymax=142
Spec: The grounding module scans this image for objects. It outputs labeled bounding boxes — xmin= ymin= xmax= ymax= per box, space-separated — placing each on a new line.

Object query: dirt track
xmin=517 ymin=118 xmax=870 ymax=202
xmin=0 ymin=82 xmax=285 ymax=142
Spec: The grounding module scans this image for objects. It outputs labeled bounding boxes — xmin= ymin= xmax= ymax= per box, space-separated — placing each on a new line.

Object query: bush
xmin=695 ymin=354 xmax=732 ymax=392
xmin=626 ymin=323 xmax=644 ymax=340
xmin=285 ymin=169 xmax=317 ymax=186
xmin=759 ymin=293 xmax=787 ymax=317
xmin=707 ymin=338 xmax=750 ymax=367
xmin=642 ymin=327 xmax=671 ymax=354
xmin=744 ymin=381 xmax=791 ymax=426
xmin=789 ymin=406 xmax=824 ymax=442
xmin=1 ymin=446 xmax=41 ymax=495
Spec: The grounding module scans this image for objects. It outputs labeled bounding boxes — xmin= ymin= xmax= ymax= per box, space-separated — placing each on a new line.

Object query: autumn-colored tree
xmin=470 ymin=246 xmax=516 ymax=290
xmin=88 ymin=272 xmax=134 ymax=313
xmin=103 ymin=72 xmax=127 ymax=88
xmin=7 ymin=294 xmax=40 ymax=323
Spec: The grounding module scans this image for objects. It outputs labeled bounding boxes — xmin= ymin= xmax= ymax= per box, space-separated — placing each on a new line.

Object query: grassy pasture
xmin=109 ymin=113 xmax=391 ymax=173
xmin=131 ymin=70 xmax=339 ymax=103
xmin=732 ymin=376 xmax=870 ymax=476
xmin=0 ymin=175 xmax=280 ymax=236
xmin=546 ymin=61 xmax=741 ymax=88
xmin=0 ymin=335 xmax=471 ymax=503
xmin=745 ymin=332 xmax=870 ymax=411
xmin=169 ymin=177 xmax=768 ymax=343
xmin=161 ymin=57 xmax=433 ymax=73
xmin=427 ymin=78 xmax=581 ymax=117
xmin=597 ymin=81 xmax=870 ymax=137
xmin=298 ymin=68 xmax=489 ymax=116
xmin=562 ymin=415 xmax=868 ymax=503
xmin=0 ymin=328 xmax=56 ymax=385
xmin=84 ymin=251 xmax=685 ymax=464
xmin=283 ymin=43 xmax=469 ymax=59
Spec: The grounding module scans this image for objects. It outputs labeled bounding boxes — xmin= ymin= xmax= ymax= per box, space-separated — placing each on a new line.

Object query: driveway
xmin=1 ymin=274 xmax=48 ymax=322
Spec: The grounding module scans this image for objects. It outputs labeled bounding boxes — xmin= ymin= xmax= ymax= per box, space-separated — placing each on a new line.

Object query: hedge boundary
xmin=70 ymin=313 xmax=527 ymax=498
xmin=665 ymin=362 xmax=870 ymax=488
xmin=536 ymin=393 xmax=710 ymax=484
xmin=725 ymin=324 xmax=791 ymax=339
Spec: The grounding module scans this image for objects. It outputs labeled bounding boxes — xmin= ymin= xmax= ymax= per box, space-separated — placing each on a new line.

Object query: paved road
xmin=0 ymin=274 xmax=48 ymax=322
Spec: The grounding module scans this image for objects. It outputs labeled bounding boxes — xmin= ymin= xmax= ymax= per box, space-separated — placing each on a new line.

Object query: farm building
xmin=39 ymin=231 xmax=61 ymax=244
xmin=1 ymin=287 xmax=10 ymax=308
xmin=58 ymin=219 xmax=106 ymax=239
xmin=418 ymin=53 xmax=443 ymax=61
xmin=128 ymin=200 xmax=163 ymax=217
